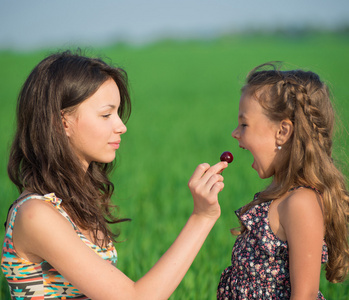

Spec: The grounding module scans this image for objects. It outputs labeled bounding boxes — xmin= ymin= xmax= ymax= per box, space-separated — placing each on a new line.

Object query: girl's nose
xmin=232 ymin=127 xmax=239 ymax=139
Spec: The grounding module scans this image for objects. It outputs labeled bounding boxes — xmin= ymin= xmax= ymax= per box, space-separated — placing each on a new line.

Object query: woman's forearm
xmin=134 ymin=213 xmax=217 ymax=299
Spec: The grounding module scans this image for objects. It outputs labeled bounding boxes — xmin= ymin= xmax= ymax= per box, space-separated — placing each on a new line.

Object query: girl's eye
xmin=102 ymin=114 xmax=111 ymax=119
xmin=241 ymin=124 xmax=247 ymax=128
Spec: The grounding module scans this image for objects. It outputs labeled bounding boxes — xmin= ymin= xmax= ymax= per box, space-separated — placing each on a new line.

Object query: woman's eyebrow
xmin=99 ymin=104 xmax=116 ymax=110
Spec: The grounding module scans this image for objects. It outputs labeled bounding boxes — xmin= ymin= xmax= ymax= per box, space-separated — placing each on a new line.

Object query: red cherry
xmin=220 ymin=151 xmax=234 ymax=163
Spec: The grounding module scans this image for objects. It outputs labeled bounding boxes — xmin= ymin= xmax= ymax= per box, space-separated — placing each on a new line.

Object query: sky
xmin=0 ymin=0 xmax=348 ymax=51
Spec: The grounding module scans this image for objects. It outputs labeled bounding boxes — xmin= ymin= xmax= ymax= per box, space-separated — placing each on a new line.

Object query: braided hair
xmin=236 ymin=62 xmax=349 ymax=283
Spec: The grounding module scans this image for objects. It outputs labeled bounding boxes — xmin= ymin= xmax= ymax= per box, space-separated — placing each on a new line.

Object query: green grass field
xmin=1 ymin=31 xmax=349 ymax=299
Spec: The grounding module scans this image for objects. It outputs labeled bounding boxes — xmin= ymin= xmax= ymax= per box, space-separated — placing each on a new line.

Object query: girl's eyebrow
xmin=238 ymin=112 xmax=246 ymax=120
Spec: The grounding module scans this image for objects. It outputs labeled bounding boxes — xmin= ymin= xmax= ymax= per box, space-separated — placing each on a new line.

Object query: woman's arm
xmin=13 ymin=161 xmax=227 ymax=300
xmin=280 ymin=188 xmax=325 ymax=300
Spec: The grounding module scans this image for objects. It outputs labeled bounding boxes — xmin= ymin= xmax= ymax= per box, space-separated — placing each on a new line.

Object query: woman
xmin=2 ymin=50 xmax=228 ymax=299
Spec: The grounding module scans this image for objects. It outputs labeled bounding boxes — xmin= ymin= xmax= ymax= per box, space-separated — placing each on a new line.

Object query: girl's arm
xmin=13 ymin=161 xmax=227 ymax=300
xmin=280 ymin=188 xmax=325 ymax=300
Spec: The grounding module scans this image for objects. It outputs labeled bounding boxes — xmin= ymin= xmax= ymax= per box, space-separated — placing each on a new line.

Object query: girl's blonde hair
xmin=235 ymin=62 xmax=349 ymax=283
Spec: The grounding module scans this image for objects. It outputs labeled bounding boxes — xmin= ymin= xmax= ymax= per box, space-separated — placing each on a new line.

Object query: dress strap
xmin=288 ymin=185 xmax=321 ymax=194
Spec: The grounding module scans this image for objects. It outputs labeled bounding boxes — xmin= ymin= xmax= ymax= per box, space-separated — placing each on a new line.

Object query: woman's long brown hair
xmin=233 ymin=62 xmax=349 ymax=283
xmin=8 ymin=50 xmax=131 ymax=247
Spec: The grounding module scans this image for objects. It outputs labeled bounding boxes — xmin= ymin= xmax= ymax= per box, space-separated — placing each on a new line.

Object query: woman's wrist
xmin=189 ymin=210 xmax=219 ymax=228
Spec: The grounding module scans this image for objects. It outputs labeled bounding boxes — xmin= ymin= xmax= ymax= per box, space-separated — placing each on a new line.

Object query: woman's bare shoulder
xmin=13 ymin=197 xmax=76 ymax=261
xmin=15 ymin=197 xmax=66 ymax=227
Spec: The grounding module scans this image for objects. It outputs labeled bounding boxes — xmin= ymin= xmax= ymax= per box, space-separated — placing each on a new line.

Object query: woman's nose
xmin=114 ymin=117 xmax=127 ymax=134
xmin=119 ymin=123 xmax=127 ymax=134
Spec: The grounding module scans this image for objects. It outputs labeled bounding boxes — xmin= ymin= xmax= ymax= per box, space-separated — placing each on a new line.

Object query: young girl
xmin=217 ymin=63 xmax=349 ymax=299
xmin=1 ymin=50 xmax=228 ymax=299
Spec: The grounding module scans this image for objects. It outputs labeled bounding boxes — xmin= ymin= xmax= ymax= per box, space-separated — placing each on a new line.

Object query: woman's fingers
xmin=205 ymin=173 xmax=224 ymax=193
xmin=188 ymin=163 xmax=210 ymax=188
xmin=209 ymin=181 xmax=225 ymax=197
xmin=188 ymin=161 xmax=228 ymax=188
xmin=188 ymin=161 xmax=228 ymax=216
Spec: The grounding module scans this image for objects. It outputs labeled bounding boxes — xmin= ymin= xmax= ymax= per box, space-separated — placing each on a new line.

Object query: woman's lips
xmin=109 ymin=142 xmax=120 ymax=149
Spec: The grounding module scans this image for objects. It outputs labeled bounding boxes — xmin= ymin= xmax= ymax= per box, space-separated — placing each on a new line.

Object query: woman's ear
xmin=276 ymin=119 xmax=293 ymax=145
xmin=61 ymin=111 xmax=72 ymax=137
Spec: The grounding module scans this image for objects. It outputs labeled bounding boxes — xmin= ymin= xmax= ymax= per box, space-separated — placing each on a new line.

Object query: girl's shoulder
xmin=281 ymin=186 xmax=322 ymax=211
xmin=278 ymin=186 xmax=324 ymax=231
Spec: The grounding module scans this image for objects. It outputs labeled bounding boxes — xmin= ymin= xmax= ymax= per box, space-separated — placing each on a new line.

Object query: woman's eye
xmin=102 ymin=114 xmax=111 ymax=119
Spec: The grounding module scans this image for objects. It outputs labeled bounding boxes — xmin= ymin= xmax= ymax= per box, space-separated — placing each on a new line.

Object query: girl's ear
xmin=276 ymin=119 xmax=293 ymax=145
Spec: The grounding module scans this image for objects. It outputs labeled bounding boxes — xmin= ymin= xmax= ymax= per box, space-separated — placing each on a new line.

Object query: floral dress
xmin=217 ymin=191 xmax=328 ymax=299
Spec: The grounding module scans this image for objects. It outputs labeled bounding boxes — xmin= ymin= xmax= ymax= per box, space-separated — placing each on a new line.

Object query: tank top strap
xmin=42 ymin=193 xmax=79 ymax=230
xmin=288 ymin=185 xmax=321 ymax=194
xmin=5 ymin=193 xmax=78 ymax=238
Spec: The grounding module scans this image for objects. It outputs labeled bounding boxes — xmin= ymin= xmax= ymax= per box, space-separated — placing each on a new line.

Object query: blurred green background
xmin=1 ymin=31 xmax=349 ymax=299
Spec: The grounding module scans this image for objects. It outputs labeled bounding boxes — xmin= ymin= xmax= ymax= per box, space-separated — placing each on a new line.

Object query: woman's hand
xmin=188 ymin=161 xmax=228 ymax=220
